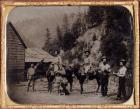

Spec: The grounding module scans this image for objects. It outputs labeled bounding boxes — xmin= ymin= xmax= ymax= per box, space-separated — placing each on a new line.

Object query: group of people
xmin=100 ymin=56 xmax=127 ymax=100
xmin=27 ymin=49 xmax=127 ymax=100
xmin=83 ymin=50 xmax=127 ymax=100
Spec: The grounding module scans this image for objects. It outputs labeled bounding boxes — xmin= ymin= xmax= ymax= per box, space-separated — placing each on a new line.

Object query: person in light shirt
xmin=53 ymin=50 xmax=62 ymax=74
xmin=83 ymin=50 xmax=92 ymax=81
xmin=27 ymin=64 xmax=35 ymax=80
xmin=113 ymin=59 xmax=127 ymax=100
xmin=99 ymin=56 xmax=111 ymax=96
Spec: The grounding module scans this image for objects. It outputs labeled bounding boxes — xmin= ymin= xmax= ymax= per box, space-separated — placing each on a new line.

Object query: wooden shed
xmin=7 ymin=22 xmax=27 ymax=83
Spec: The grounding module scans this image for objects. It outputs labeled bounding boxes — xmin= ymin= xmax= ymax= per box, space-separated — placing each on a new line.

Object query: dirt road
xmin=8 ymin=77 xmax=126 ymax=104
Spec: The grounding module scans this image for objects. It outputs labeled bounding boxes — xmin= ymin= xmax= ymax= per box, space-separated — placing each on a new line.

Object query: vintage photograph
xmin=6 ymin=6 xmax=134 ymax=104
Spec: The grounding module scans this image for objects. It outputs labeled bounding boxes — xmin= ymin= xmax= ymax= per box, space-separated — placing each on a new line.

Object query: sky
xmin=7 ymin=6 xmax=88 ymax=48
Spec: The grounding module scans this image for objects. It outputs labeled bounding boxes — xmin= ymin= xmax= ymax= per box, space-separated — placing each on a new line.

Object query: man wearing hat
xmin=53 ymin=50 xmax=63 ymax=74
xmin=83 ymin=50 xmax=92 ymax=82
xmin=27 ymin=64 xmax=35 ymax=80
xmin=113 ymin=59 xmax=127 ymax=100
xmin=99 ymin=56 xmax=111 ymax=96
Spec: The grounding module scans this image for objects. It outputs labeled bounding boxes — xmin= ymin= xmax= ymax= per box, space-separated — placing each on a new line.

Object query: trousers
xmin=117 ymin=77 xmax=126 ymax=98
xmin=101 ymin=74 xmax=109 ymax=96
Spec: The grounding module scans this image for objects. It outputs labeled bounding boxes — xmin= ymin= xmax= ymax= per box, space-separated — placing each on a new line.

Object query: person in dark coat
xmin=47 ymin=63 xmax=55 ymax=93
xmin=99 ymin=56 xmax=111 ymax=96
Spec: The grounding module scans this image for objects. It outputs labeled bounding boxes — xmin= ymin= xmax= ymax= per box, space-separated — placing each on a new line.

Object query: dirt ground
xmin=7 ymin=76 xmax=127 ymax=105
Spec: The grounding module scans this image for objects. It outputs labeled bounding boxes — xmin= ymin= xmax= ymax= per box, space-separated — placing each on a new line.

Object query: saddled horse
xmin=27 ymin=62 xmax=75 ymax=93
xmin=27 ymin=62 xmax=101 ymax=94
xmin=63 ymin=65 xmax=75 ymax=92
xmin=27 ymin=62 xmax=52 ymax=92
xmin=73 ymin=64 xmax=102 ymax=94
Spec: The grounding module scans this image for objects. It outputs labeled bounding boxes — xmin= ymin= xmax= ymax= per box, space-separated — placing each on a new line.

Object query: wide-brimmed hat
xmin=54 ymin=49 xmax=60 ymax=54
xmin=119 ymin=59 xmax=126 ymax=65
xmin=120 ymin=59 xmax=126 ymax=63
xmin=84 ymin=50 xmax=90 ymax=54
xmin=101 ymin=56 xmax=107 ymax=60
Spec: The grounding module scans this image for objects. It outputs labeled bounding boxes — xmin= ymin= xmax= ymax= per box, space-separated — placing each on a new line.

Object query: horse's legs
xmin=69 ymin=81 xmax=73 ymax=92
xmin=80 ymin=83 xmax=83 ymax=94
xmin=96 ymin=84 xmax=101 ymax=92
xmin=48 ymin=82 xmax=52 ymax=93
xmin=48 ymin=81 xmax=50 ymax=92
xmin=85 ymin=76 xmax=88 ymax=93
xmin=49 ymin=76 xmax=55 ymax=93
xmin=47 ymin=76 xmax=51 ymax=92
xmin=50 ymin=82 xmax=52 ymax=93
xmin=32 ymin=79 xmax=36 ymax=91
xmin=58 ymin=83 xmax=60 ymax=94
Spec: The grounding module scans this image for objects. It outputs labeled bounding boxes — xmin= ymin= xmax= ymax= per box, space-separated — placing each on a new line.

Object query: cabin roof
xmin=8 ymin=22 xmax=27 ymax=48
xmin=25 ymin=48 xmax=55 ymax=62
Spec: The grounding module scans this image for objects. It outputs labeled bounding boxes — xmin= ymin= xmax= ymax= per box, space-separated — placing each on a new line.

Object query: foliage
xmin=42 ymin=28 xmax=51 ymax=52
xmin=86 ymin=6 xmax=105 ymax=28
xmin=42 ymin=6 xmax=133 ymax=69
xmin=100 ymin=6 xmax=133 ymax=66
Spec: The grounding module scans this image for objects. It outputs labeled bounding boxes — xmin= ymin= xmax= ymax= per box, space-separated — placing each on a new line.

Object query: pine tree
xmin=71 ymin=12 xmax=87 ymax=39
xmin=56 ymin=26 xmax=62 ymax=47
xmin=62 ymin=14 xmax=69 ymax=33
xmin=86 ymin=6 xmax=104 ymax=28
xmin=100 ymin=6 xmax=133 ymax=65
xmin=71 ymin=17 xmax=81 ymax=38
xmin=56 ymin=25 xmax=63 ymax=48
xmin=42 ymin=28 xmax=51 ymax=52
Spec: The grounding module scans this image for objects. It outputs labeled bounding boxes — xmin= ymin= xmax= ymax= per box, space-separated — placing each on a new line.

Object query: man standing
xmin=99 ymin=56 xmax=111 ymax=96
xmin=113 ymin=59 xmax=127 ymax=100
xmin=27 ymin=64 xmax=35 ymax=80
xmin=47 ymin=63 xmax=55 ymax=93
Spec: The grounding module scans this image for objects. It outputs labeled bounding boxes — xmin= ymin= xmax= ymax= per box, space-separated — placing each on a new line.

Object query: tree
xmin=71 ymin=17 xmax=81 ymax=38
xmin=42 ymin=28 xmax=51 ymax=52
xmin=86 ymin=6 xmax=133 ymax=66
xmin=105 ymin=6 xmax=132 ymax=36
xmin=63 ymin=31 xmax=75 ymax=51
xmin=100 ymin=6 xmax=133 ymax=66
xmin=56 ymin=25 xmax=63 ymax=48
xmin=86 ymin=6 xmax=105 ymax=28
xmin=62 ymin=14 xmax=69 ymax=33
xmin=71 ymin=12 xmax=87 ymax=39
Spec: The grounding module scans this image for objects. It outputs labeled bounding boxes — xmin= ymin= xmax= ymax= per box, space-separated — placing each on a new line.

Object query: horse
xmin=72 ymin=64 xmax=101 ymax=94
xmin=27 ymin=62 xmax=52 ymax=92
xmin=63 ymin=65 xmax=75 ymax=92
xmin=46 ymin=64 xmax=74 ymax=94
xmin=27 ymin=62 xmax=75 ymax=93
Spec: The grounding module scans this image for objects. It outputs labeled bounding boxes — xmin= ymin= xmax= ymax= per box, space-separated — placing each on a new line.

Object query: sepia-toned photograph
xmin=6 ymin=5 xmax=134 ymax=105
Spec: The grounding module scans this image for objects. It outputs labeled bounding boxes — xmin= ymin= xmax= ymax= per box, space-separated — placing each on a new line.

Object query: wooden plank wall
xmin=7 ymin=23 xmax=25 ymax=82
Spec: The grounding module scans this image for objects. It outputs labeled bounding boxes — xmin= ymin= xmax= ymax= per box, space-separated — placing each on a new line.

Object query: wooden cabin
xmin=24 ymin=48 xmax=55 ymax=80
xmin=7 ymin=22 xmax=27 ymax=83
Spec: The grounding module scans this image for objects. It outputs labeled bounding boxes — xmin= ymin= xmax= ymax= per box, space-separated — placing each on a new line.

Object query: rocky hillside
xmin=68 ymin=22 xmax=106 ymax=66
